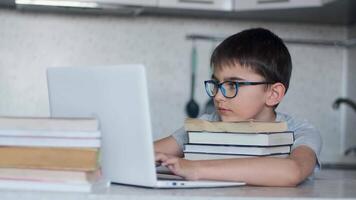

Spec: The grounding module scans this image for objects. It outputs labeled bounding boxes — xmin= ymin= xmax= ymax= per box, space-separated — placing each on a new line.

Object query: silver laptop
xmin=47 ymin=65 xmax=245 ymax=188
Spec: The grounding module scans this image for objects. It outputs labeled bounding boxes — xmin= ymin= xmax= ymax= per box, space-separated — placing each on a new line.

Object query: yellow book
xmin=184 ymin=118 xmax=288 ymax=133
xmin=0 ymin=147 xmax=99 ymax=171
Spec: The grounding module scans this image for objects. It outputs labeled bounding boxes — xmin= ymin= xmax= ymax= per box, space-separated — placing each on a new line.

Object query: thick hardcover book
xmin=0 ymin=168 xmax=101 ymax=184
xmin=184 ymin=144 xmax=291 ymax=156
xmin=0 ymin=116 xmax=99 ymax=131
xmin=0 ymin=178 xmax=108 ymax=192
xmin=0 ymin=129 xmax=101 ymax=138
xmin=185 ymin=118 xmax=288 ymax=133
xmin=0 ymin=136 xmax=101 ymax=148
xmin=188 ymin=131 xmax=294 ymax=146
xmin=184 ymin=152 xmax=289 ymax=160
xmin=0 ymin=147 xmax=99 ymax=171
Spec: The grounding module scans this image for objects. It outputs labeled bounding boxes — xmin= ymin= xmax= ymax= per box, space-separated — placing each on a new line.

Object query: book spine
xmin=0 ymin=137 xmax=101 ymax=148
xmin=187 ymin=131 xmax=294 ymax=146
xmin=0 ymin=117 xmax=99 ymax=132
xmin=183 ymin=146 xmax=291 ymax=156
xmin=0 ymin=147 xmax=99 ymax=171
xmin=184 ymin=151 xmax=290 ymax=156
xmin=0 ymin=129 xmax=101 ymax=138
xmin=0 ymin=179 xmax=92 ymax=192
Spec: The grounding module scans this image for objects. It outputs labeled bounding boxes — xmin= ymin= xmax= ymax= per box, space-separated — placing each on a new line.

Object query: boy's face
xmin=212 ymin=64 xmax=273 ymax=122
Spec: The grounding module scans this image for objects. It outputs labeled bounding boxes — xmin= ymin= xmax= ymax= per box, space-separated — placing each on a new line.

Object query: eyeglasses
xmin=204 ymin=80 xmax=274 ymax=98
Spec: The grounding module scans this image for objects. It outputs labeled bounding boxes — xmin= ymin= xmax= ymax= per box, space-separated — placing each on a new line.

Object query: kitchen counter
xmin=0 ymin=169 xmax=356 ymax=200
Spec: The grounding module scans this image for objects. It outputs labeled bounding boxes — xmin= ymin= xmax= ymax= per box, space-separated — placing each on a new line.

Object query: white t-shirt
xmin=172 ymin=111 xmax=322 ymax=170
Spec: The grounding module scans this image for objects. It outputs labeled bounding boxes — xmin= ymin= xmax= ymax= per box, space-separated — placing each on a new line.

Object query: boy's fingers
xmin=155 ymin=152 xmax=168 ymax=162
xmin=162 ymin=157 xmax=179 ymax=166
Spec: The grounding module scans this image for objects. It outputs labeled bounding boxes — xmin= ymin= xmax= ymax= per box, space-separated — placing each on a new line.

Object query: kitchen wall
xmin=344 ymin=25 xmax=356 ymax=153
xmin=0 ymin=9 xmax=349 ymax=159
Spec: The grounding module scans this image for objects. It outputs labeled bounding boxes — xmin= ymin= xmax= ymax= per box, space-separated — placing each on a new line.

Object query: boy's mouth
xmin=217 ymin=107 xmax=232 ymax=113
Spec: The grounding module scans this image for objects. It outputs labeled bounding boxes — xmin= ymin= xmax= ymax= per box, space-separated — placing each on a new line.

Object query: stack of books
xmin=0 ymin=116 xmax=102 ymax=192
xmin=183 ymin=118 xmax=294 ymax=160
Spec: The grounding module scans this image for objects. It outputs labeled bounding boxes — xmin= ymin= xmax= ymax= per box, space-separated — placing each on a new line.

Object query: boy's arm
xmin=160 ymin=145 xmax=316 ymax=187
xmin=154 ymin=136 xmax=183 ymax=157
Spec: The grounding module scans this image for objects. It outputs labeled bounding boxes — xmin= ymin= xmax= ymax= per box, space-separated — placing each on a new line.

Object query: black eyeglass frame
xmin=204 ymin=80 xmax=274 ymax=99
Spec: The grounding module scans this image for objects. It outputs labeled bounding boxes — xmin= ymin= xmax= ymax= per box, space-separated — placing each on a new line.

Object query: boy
xmin=155 ymin=28 xmax=322 ymax=187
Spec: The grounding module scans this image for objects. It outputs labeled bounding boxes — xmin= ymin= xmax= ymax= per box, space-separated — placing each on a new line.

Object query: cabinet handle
xmin=178 ymin=0 xmax=214 ymax=4
xmin=257 ymin=0 xmax=290 ymax=4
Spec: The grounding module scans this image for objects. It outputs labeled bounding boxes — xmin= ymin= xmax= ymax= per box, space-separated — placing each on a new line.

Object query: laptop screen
xmin=47 ymin=65 xmax=158 ymax=186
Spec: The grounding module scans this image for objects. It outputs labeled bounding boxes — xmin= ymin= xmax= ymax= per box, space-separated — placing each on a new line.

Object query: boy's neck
xmin=254 ymin=108 xmax=277 ymax=122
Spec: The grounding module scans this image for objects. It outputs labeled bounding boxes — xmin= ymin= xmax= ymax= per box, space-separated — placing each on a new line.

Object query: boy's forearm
xmin=154 ymin=136 xmax=183 ymax=157
xmin=186 ymin=146 xmax=316 ymax=186
xmin=195 ymin=157 xmax=305 ymax=186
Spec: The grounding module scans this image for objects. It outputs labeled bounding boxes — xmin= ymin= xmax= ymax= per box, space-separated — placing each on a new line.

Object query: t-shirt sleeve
xmin=289 ymin=118 xmax=323 ymax=170
xmin=172 ymin=113 xmax=218 ymax=152
xmin=171 ymin=127 xmax=188 ymax=151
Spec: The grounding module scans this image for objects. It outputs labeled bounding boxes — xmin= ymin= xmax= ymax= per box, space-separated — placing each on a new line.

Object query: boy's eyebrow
xmin=211 ymin=75 xmax=245 ymax=81
xmin=225 ymin=77 xmax=245 ymax=81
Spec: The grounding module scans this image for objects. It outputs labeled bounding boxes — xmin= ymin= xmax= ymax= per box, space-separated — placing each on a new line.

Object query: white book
xmin=0 ymin=178 xmax=108 ymax=192
xmin=184 ymin=144 xmax=291 ymax=156
xmin=0 ymin=129 xmax=101 ymax=138
xmin=0 ymin=168 xmax=100 ymax=184
xmin=0 ymin=137 xmax=100 ymax=148
xmin=188 ymin=131 xmax=294 ymax=146
xmin=0 ymin=116 xmax=99 ymax=131
xmin=184 ymin=152 xmax=289 ymax=160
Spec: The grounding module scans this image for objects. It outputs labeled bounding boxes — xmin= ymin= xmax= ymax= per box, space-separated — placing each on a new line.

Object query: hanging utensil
xmin=185 ymin=40 xmax=200 ymax=118
xmin=204 ymin=41 xmax=216 ymax=114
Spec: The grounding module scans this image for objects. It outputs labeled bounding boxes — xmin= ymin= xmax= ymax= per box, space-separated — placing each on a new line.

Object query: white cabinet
xmin=84 ymin=0 xmax=157 ymax=6
xmin=234 ymin=0 xmax=336 ymax=11
xmin=158 ymin=0 xmax=233 ymax=11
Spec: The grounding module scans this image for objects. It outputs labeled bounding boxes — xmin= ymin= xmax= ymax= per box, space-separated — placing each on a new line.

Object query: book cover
xmin=0 ymin=147 xmax=99 ymax=171
xmin=188 ymin=131 xmax=294 ymax=146
xmin=185 ymin=118 xmax=288 ymax=133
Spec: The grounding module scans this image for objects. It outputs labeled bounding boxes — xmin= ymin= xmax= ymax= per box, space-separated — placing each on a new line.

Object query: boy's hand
xmin=155 ymin=152 xmax=168 ymax=166
xmin=159 ymin=155 xmax=200 ymax=180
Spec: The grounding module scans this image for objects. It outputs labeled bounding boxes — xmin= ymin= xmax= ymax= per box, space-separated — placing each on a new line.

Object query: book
xmin=0 ymin=168 xmax=101 ymax=184
xmin=0 ymin=136 xmax=101 ymax=148
xmin=185 ymin=118 xmax=288 ymax=133
xmin=0 ymin=178 xmax=108 ymax=192
xmin=0 ymin=116 xmax=99 ymax=132
xmin=184 ymin=144 xmax=291 ymax=156
xmin=0 ymin=129 xmax=101 ymax=138
xmin=188 ymin=131 xmax=294 ymax=146
xmin=0 ymin=147 xmax=99 ymax=171
xmin=184 ymin=152 xmax=289 ymax=160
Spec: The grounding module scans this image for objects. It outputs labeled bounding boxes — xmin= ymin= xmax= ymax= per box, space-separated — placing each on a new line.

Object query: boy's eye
xmin=224 ymin=81 xmax=237 ymax=90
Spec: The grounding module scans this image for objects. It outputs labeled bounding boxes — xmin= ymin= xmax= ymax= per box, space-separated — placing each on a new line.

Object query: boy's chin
xmin=220 ymin=116 xmax=245 ymax=122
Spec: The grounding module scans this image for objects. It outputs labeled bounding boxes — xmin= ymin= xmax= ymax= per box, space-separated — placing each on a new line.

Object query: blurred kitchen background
xmin=0 ymin=0 xmax=355 ymax=167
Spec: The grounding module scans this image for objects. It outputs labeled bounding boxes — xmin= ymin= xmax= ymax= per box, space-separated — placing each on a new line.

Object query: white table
xmin=1 ymin=169 xmax=356 ymax=200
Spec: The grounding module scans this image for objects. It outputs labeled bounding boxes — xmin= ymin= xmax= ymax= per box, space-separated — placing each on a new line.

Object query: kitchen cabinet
xmin=158 ymin=0 xmax=233 ymax=11
xmin=83 ymin=0 xmax=158 ymax=6
xmin=234 ymin=0 xmax=336 ymax=11
xmin=11 ymin=0 xmax=356 ymax=25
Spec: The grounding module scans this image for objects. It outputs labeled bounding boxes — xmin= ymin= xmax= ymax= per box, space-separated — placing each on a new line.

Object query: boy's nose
xmin=214 ymin=88 xmax=226 ymax=101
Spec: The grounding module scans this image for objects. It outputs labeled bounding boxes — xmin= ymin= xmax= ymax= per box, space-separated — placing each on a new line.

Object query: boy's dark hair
xmin=211 ymin=28 xmax=292 ymax=93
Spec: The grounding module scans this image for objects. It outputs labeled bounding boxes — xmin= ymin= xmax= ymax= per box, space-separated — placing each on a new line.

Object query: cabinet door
xmin=92 ymin=0 xmax=158 ymax=6
xmin=158 ymin=0 xmax=233 ymax=11
xmin=234 ymin=0 xmax=336 ymax=11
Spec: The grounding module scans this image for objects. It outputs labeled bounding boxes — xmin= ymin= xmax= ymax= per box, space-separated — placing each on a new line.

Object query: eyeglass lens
xmin=205 ymin=81 xmax=238 ymax=98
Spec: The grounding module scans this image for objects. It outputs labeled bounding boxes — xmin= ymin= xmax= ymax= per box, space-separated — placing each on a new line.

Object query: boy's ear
xmin=266 ymin=82 xmax=286 ymax=107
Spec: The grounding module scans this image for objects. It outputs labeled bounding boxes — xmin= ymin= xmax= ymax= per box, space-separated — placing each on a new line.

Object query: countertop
xmin=1 ymin=169 xmax=356 ymax=200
